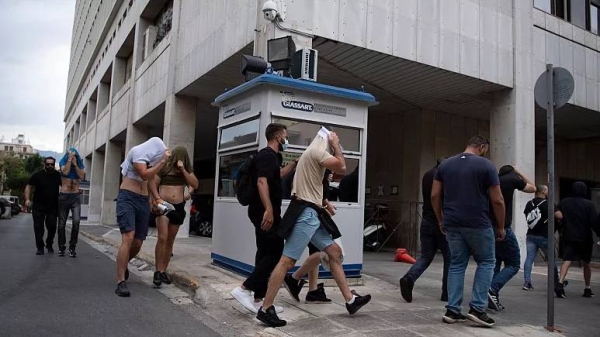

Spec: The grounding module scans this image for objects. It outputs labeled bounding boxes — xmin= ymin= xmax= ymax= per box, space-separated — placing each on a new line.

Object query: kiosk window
xmin=218 ymin=150 xmax=257 ymax=197
xmin=273 ymin=118 xmax=361 ymax=153
xmin=219 ymin=118 xmax=260 ymax=150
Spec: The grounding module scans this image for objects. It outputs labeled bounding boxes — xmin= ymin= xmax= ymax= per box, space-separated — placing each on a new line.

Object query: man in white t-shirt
xmin=256 ymin=128 xmax=372 ymax=327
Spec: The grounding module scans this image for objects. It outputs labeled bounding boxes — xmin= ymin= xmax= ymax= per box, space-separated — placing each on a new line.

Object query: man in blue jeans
xmin=522 ymin=185 xmax=559 ymax=291
xmin=400 ymin=157 xmax=449 ymax=303
xmin=432 ymin=136 xmax=505 ymax=328
xmin=488 ymin=165 xmax=536 ymax=311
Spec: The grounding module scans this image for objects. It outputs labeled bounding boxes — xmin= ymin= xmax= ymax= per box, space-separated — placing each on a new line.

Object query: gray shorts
xmin=282 ymin=207 xmax=335 ymax=261
xmin=116 ymin=189 xmax=150 ymax=240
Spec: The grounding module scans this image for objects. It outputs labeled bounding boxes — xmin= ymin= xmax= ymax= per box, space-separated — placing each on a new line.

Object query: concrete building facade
xmin=64 ymin=0 xmax=600 ymax=258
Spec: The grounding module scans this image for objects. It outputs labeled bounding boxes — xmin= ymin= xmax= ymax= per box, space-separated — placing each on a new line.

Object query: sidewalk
xmin=78 ymin=221 xmax=568 ymax=337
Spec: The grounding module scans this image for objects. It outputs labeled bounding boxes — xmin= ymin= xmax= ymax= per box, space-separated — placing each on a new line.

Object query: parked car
xmin=0 ymin=198 xmax=10 ymax=219
xmin=189 ymin=194 xmax=213 ymax=237
xmin=10 ymin=201 xmax=21 ymax=215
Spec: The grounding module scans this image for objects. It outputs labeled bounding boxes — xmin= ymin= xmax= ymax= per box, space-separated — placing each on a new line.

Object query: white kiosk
xmin=211 ymin=74 xmax=377 ymax=278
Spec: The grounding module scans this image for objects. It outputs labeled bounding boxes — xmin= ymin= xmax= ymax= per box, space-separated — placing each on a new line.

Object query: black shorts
xmin=165 ymin=202 xmax=186 ymax=225
xmin=562 ymin=240 xmax=593 ymax=263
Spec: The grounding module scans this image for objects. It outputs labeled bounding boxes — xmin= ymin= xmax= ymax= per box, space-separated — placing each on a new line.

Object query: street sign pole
xmin=545 ymin=63 xmax=555 ymax=330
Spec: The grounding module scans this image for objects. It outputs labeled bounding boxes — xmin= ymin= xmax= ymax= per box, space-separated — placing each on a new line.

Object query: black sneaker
xmin=305 ymin=283 xmax=332 ymax=303
xmin=346 ymin=294 xmax=372 ymax=315
xmin=58 ymin=250 xmax=65 ymax=257
xmin=125 ymin=268 xmax=130 ymax=281
xmin=256 ymin=306 xmax=286 ymax=327
xmin=68 ymin=249 xmax=76 ymax=258
xmin=443 ymin=310 xmax=466 ymax=324
xmin=160 ymin=272 xmax=172 ymax=284
xmin=153 ymin=271 xmax=162 ymax=287
xmin=35 ymin=249 xmax=44 ymax=255
xmin=115 ymin=281 xmax=130 ymax=297
xmin=440 ymin=290 xmax=448 ymax=302
xmin=399 ymin=276 xmax=414 ymax=303
xmin=283 ymin=275 xmax=305 ymax=302
xmin=583 ymin=288 xmax=595 ymax=298
xmin=555 ymin=283 xmax=566 ymax=298
xmin=467 ymin=307 xmax=495 ymax=327
xmin=487 ymin=290 xmax=501 ymax=311
xmin=47 ymin=247 xmax=54 ymax=254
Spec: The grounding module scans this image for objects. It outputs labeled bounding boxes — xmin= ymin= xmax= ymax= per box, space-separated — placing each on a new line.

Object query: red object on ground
xmin=394 ymin=248 xmax=416 ymax=264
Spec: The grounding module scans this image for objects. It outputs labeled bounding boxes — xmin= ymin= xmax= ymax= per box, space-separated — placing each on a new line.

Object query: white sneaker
xmin=253 ymin=301 xmax=283 ymax=314
xmin=231 ymin=287 xmax=255 ymax=313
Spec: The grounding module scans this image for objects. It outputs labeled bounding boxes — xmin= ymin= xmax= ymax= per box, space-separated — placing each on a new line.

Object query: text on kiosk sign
xmin=280 ymin=91 xmax=347 ymax=117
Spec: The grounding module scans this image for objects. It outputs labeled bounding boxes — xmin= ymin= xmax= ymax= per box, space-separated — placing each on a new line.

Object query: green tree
xmin=0 ymin=155 xmax=29 ymax=202
xmin=24 ymin=154 xmax=43 ymax=174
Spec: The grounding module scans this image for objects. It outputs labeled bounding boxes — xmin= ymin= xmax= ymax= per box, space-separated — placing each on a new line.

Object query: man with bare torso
xmin=57 ymin=148 xmax=85 ymax=257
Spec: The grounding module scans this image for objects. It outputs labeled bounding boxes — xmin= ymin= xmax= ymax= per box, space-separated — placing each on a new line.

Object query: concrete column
xmin=100 ymin=140 xmax=122 ymax=225
xmin=88 ymin=150 xmax=105 ymax=223
xmin=490 ymin=2 xmax=535 ymax=265
xmin=164 ymin=94 xmax=197 ymax=238
xmin=125 ymin=125 xmax=147 ymax=152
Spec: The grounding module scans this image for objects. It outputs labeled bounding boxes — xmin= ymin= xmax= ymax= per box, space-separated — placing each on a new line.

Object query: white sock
xmin=586 ymin=286 xmax=592 ymax=289
xmin=347 ymin=295 xmax=357 ymax=304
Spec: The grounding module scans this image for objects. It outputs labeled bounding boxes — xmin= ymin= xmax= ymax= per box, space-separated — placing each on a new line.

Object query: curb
xmin=76 ymin=226 xmax=201 ymax=293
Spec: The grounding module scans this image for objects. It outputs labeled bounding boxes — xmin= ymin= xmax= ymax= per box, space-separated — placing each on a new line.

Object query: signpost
xmin=533 ymin=64 xmax=574 ymax=331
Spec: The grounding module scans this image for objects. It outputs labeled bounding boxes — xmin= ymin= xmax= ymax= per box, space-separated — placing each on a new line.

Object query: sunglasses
xmin=45 ymin=163 xmax=55 ymax=166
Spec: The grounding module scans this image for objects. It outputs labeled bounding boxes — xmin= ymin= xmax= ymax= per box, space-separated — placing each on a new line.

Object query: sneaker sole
xmin=347 ymin=296 xmax=372 ymax=315
xmin=443 ymin=316 xmax=466 ymax=324
xmin=256 ymin=314 xmax=287 ymax=328
xmin=467 ymin=313 xmax=494 ymax=328
xmin=305 ymin=300 xmax=332 ymax=304
xmin=115 ymin=291 xmax=130 ymax=297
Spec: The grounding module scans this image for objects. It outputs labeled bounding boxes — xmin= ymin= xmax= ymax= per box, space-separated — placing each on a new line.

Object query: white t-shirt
xmin=120 ymin=137 xmax=166 ymax=181
xmin=292 ymin=145 xmax=333 ymax=206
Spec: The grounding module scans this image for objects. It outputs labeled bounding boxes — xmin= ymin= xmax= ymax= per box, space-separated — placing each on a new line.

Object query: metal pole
xmin=546 ymin=63 xmax=556 ymax=330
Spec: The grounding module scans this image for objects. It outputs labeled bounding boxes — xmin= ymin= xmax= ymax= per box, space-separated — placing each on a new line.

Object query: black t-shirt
xmin=434 ymin=153 xmax=499 ymax=229
xmin=28 ymin=169 xmax=61 ymax=211
xmin=557 ymin=197 xmax=597 ymax=242
xmin=496 ymin=171 xmax=527 ymax=228
xmin=248 ymin=147 xmax=282 ymax=224
xmin=421 ymin=166 xmax=438 ymax=225
xmin=524 ymin=197 xmax=549 ymax=237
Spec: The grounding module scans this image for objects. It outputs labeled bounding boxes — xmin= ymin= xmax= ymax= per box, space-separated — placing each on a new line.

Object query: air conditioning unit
xmin=142 ymin=26 xmax=158 ymax=61
xmin=291 ymin=47 xmax=318 ymax=82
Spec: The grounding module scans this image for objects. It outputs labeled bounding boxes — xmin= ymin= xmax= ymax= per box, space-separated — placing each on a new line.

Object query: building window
xmin=535 ymin=0 xmax=567 ymax=19
xmin=592 ymin=2 xmax=600 ymax=33
xmin=217 ymin=150 xmax=256 ymax=197
xmin=219 ymin=118 xmax=260 ymax=150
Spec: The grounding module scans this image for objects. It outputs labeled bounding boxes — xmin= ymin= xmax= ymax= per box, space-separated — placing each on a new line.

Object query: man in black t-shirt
xmin=488 ymin=165 xmax=535 ymax=311
xmin=400 ymin=157 xmax=449 ymax=303
xmin=555 ymin=181 xmax=599 ymax=299
xmin=522 ymin=185 xmax=559 ymax=291
xmin=231 ymin=123 xmax=297 ymax=314
xmin=24 ymin=156 xmax=62 ymax=255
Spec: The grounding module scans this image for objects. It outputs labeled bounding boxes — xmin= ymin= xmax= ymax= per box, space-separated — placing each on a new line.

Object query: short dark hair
xmin=44 ymin=156 xmax=56 ymax=164
xmin=265 ymin=123 xmax=287 ymax=141
xmin=436 ymin=156 xmax=448 ymax=167
xmin=499 ymin=165 xmax=514 ymax=176
xmin=466 ymin=135 xmax=490 ymax=147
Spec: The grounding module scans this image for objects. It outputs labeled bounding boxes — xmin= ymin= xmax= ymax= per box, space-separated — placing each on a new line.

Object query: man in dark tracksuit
xmin=400 ymin=157 xmax=449 ymax=303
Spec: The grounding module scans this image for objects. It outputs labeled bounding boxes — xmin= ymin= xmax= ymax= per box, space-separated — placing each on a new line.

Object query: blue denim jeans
xmin=404 ymin=219 xmax=450 ymax=293
xmin=445 ymin=226 xmax=496 ymax=313
xmin=524 ymin=235 xmax=559 ymax=286
xmin=490 ymin=228 xmax=520 ymax=294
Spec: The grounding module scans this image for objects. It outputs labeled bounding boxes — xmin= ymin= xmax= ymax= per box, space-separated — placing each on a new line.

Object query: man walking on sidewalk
xmin=555 ymin=181 xmax=599 ymax=298
xmin=488 ymin=165 xmax=536 ymax=311
xmin=432 ymin=136 xmax=505 ymax=328
xmin=256 ymin=128 xmax=371 ymax=328
xmin=400 ymin=157 xmax=450 ymax=303
xmin=522 ymin=185 xmax=559 ymax=291
xmin=231 ymin=123 xmax=296 ymax=313
xmin=57 ymin=148 xmax=85 ymax=258
xmin=24 ymin=156 xmax=62 ymax=255
xmin=114 ymin=137 xmax=172 ymax=297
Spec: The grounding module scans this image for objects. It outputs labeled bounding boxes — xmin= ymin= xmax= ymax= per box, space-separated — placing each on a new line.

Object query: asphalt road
xmin=0 ymin=214 xmax=222 ymax=337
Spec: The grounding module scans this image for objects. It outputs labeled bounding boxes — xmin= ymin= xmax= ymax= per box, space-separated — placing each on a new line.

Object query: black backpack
xmin=235 ymin=155 xmax=255 ymax=206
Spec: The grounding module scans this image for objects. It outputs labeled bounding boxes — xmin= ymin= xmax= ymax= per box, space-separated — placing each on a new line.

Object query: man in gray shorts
xmin=256 ymin=128 xmax=371 ymax=327
xmin=115 ymin=137 xmax=172 ymax=297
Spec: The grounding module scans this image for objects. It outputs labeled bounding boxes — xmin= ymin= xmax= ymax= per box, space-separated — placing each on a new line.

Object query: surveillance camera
xmin=263 ymin=0 xmax=278 ymax=21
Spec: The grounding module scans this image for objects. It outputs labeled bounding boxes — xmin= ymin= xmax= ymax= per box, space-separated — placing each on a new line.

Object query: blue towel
xmin=59 ymin=148 xmax=85 ymax=179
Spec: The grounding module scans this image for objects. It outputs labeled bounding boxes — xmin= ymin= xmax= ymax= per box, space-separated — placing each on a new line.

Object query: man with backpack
xmin=522 ymin=185 xmax=559 ymax=291
xmin=231 ymin=123 xmax=296 ymax=313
